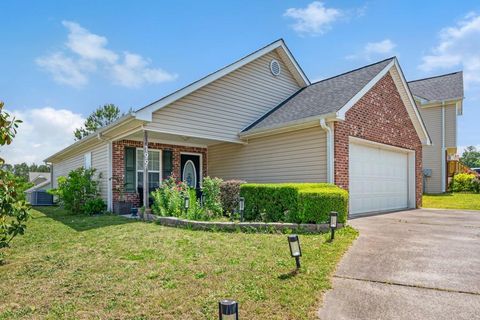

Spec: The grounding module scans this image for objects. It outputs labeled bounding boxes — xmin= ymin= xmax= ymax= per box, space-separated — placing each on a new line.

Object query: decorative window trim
xmin=182 ymin=160 xmax=197 ymax=188
xmin=135 ymin=148 xmax=162 ymax=190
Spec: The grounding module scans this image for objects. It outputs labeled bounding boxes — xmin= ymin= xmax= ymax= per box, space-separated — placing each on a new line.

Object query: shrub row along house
xmin=44 ymin=39 xmax=464 ymax=216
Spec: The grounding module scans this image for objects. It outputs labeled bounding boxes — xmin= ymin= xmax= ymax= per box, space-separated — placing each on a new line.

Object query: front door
xmin=181 ymin=154 xmax=201 ymax=189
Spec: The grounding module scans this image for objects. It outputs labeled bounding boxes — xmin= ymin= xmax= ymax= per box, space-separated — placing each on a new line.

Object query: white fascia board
xmin=391 ymin=59 xmax=432 ymax=146
xmin=240 ymin=112 xmax=338 ymax=139
xmin=135 ymin=40 xmax=310 ymax=121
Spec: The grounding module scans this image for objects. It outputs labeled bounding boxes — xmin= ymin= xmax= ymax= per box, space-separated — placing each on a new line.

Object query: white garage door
xmin=349 ymin=142 xmax=409 ymax=215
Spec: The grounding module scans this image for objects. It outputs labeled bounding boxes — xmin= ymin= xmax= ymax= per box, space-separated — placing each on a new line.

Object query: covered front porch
xmin=109 ymin=128 xmax=241 ymax=213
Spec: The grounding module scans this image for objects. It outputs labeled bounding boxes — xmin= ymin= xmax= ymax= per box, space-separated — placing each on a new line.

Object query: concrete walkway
xmin=318 ymin=209 xmax=480 ymax=320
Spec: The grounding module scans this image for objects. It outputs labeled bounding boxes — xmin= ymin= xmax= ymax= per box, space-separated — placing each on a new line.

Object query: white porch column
xmin=143 ymin=130 xmax=149 ymax=211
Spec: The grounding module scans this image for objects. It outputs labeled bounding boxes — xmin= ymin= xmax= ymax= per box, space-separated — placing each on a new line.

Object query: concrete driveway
xmin=318 ymin=208 xmax=480 ymax=320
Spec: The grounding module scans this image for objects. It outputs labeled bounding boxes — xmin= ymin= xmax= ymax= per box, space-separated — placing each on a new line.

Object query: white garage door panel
xmin=349 ymin=143 xmax=409 ymax=215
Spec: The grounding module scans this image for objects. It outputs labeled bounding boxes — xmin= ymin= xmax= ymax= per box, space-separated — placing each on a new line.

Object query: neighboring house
xmin=25 ymin=172 xmax=53 ymax=205
xmin=29 ymin=172 xmax=50 ymax=186
xmin=45 ymin=39 xmax=436 ymax=216
xmin=408 ymin=73 xmax=464 ymax=194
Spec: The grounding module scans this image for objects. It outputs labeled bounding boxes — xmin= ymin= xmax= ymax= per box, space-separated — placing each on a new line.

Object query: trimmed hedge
xmin=240 ymin=183 xmax=348 ymax=224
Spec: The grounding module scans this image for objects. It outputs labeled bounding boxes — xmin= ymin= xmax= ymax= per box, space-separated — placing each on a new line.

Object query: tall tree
xmin=0 ymin=101 xmax=30 ymax=263
xmin=461 ymin=146 xmax=480 ymax=168
xmin=74 ymin=104 xmax=122 ymax=140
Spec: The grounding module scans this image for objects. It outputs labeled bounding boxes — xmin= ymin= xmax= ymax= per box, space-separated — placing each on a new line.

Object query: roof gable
xmin=135 ymin=39 xmax=310 ymax=122
xmin=408 ymin=72 xmax=463 ymax=102
xmin=244 ymin=58 xmax=395 ymax=131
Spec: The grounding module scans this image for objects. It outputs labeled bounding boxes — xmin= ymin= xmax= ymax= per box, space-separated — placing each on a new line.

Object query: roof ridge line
xmin=408 ymin=71 xmax=462 ymax=83
xmin=310 ymin=56 xmax=396 ymax=86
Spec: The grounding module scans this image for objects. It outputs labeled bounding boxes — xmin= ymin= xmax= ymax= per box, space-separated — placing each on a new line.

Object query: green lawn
xmin=423 ymin=193 xmax=480 ymax=210
xmin=0 ymin=207 xmax=357 ymax=320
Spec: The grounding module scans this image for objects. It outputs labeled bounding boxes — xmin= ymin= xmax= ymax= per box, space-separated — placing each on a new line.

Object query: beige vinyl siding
xmin=144 ymin=51 xmax=301 ymax=142
xmin=208 ymin=127 xmax=327 ymax=183
xmin=418 ymin=106 xmax=443 ymax=193
xmin=52 ymin=141 xmax=109 ymax=202
xmin=445 ymin=104 xmax=457 ymax=147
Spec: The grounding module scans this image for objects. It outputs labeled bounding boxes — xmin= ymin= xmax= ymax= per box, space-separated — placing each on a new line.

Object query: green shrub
xmin=451 ymin=173 xmax=477 ymax=192
xmin=84 ymin=198 xmax=107 ymax=215
xmin=201 ymin=177 xmax=223 ymax=217
xmin=472 ymin=177 xmax=480 ymax=193
xmin=240 ymin=183 xmax=348 ymax=223
xmin=49 ymin=168 xmax=101 ymax=214
xmin=220 ymin=179 xmax=246 ymax=215
xmin=151 ymin=176 xmax=187 ymax=217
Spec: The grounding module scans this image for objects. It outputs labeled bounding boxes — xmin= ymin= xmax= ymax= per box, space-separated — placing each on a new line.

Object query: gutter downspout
xmin=320 ymin=119 xmax=334 ymax=184
xmin=441 ymin=101 xmax=446 ymax=193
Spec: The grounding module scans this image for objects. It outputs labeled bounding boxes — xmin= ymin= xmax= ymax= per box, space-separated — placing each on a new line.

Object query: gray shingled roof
xmin=408 ymin=72 xmax=463 ymax=102
xmin=244 ymin=58 xmax=394 ymax=132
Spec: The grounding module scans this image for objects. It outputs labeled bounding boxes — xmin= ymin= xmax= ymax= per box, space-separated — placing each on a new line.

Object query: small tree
xmin=49 ymin=168 xmax=101 ymax=214
xmin=74 ymin=104 xmax=123 ymax=140
xmin=461 ymin=146 xmax=480 ymax=169
xmin=0 ymin=101 xmax=30 ymax=262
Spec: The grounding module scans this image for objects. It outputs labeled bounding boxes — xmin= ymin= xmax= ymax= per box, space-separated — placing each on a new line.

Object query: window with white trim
xmin=136 ymin=149 xmax=161 ymax=192
xmin=84 ymin=152 xmax=92 ymax=169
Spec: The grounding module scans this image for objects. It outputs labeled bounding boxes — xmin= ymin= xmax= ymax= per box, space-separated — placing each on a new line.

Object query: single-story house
xmin=46 ymin=39 xmax=448 ymax=216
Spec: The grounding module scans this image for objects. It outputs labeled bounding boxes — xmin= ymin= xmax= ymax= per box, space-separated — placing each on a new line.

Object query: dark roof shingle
xmin=244 ymin=57 xmax=394 ymax=131
xmin=408 ymin=72 xmax=463 ymax=102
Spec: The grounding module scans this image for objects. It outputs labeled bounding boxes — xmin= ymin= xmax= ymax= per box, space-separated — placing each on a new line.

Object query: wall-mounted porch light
xmin=330 ymin=211 xmax=338 ymax=240
xmin=218 ymin=299 xmax=238 ymax=320
xmin=238 ymin=197 xmax=245 ymax=222
xmin=288 ymin=234 xmax=302 ymax=269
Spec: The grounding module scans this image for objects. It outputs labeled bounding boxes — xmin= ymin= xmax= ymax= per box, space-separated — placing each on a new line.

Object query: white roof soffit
xmin=134 ymin=39 xmax=310 ymax=122
xmin=336 ymin=58 xmax=431 ymax=146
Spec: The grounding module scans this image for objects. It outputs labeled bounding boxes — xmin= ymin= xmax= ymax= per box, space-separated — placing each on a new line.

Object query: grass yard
xmin=423 ymin=193 xmax=480 ymax=210
xmin=0 ymin=207 xmax=357 ymax=320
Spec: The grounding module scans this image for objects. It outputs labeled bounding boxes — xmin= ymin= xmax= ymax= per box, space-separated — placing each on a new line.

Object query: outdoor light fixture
xmin=330 ymin=211 xmax=338 ymax=240
xmin=218 ymin=299 xmax=238 ymax=320
xmin=184 ymin=196 xmax=190 ymax=211
xmin=288 ymin=234 xmax=302 ymax=269
xmin=238 ymin=197 xmax=245 ymax=222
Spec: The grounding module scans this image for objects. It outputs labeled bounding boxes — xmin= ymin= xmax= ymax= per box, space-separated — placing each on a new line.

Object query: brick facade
xmin=112 ymin=139 xmax=207 ymax=208
xmin=334 ymin=73 xmax=423 ymax=207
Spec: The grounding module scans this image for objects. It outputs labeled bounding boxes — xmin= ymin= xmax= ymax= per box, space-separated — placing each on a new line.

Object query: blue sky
xmin=1 ymin=0 xmax=479 ymax=164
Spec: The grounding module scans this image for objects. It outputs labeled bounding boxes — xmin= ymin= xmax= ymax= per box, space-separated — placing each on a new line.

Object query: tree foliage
xmin=74 ymin=104 xmax=123 ymax=140
xmin=461 ymin=146 xmax=480 ymax=169
xmin=0 ymin=101 xmax=30 ymax=262
xmin=1 ymin=162 xmax=50 ymax=182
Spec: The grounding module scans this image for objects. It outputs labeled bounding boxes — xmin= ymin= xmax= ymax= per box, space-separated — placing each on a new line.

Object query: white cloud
xmin=36 ymin=21 xmax=177 ymax=88
xmin=0 ymin=107 xmax=84 ymax=164
xmin=420 ymin=12 xmax=480 ymax=87
xmin=111 ymin=52 xmax=178 ymax=88
xmin=347 ymin=39 xmax=396 ymax=61
xmin=284 ymin=1 xmax=342 ymax=35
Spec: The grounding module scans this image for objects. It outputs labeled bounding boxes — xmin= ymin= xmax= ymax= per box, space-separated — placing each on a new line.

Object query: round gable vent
xmin=270 ymin=59 xmax=281 ymax=76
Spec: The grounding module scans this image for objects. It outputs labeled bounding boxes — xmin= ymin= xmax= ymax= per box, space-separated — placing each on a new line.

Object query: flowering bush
xmin=151 ymin=176 xmax=188 ymax=217
xmin=451 ymin=173 xmax=478 ymax=192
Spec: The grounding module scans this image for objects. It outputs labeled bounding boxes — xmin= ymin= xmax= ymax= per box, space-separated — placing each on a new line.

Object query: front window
xmin=136 ymin=149 xmax=161 ymax=191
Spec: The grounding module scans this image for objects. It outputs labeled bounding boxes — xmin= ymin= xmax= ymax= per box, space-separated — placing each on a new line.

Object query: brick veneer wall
xmin=334 ymin=73 xmax=423 ymax=207
xmin=112 ymin=139 xmax=207 ymax=208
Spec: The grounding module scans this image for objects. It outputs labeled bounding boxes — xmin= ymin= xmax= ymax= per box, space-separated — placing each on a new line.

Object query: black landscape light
xmin=330 ymin=211 xmax=338 ymax=240
xmin=218 ymin=299 xmax=238 ymax=320
xmin=288 ymin=234 xmax=302 ymax=269
xmin=238 ymin=197 xmax=245 ymax=222
xmin=184 ymin=196 xmax=190 ymax=211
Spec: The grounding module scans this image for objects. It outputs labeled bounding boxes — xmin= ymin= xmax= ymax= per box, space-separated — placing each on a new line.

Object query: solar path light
xmin=330 ymin=211 xmax=338 ymax=240
xmin=218 ymin=299 xmax=238 ymax=320
xmin=238 ymin=197 xmax=245 ymax=222
xmin=288 ymin=234 xmax=302 ymax=269
xmin=184 ymin=196 xmax=190 ymax=212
